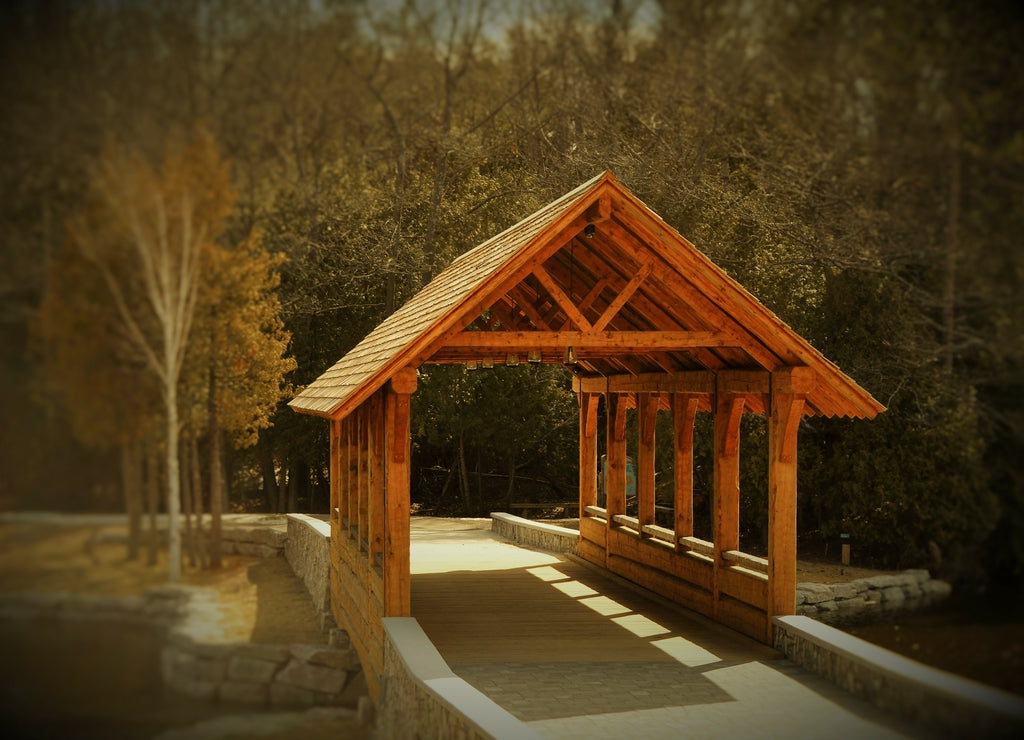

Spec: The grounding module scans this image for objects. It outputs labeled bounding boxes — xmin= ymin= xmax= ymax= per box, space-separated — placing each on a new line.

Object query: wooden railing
xmin=579 ymin=505 xmax=771 ymax=641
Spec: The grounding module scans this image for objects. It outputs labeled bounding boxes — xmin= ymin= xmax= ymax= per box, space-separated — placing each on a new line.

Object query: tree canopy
xmin=2 ymin=0 xmax=1021 ymax=586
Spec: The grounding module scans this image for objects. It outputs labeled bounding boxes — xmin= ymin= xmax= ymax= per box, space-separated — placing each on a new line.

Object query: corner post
xmin=767 ymin=368 xmax=812 ymax=641
xmin=383 ymin=366 xmax=418 ymax=617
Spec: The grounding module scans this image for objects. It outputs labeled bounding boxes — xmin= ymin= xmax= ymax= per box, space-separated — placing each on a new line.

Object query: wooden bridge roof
xmin=290 ymin=171 xmax=884 ymax=421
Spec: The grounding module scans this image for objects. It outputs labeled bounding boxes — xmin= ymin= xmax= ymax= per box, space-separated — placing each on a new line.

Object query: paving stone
xmin=796 ymin=582 xmax=834 ymax=604
xmin=831 ymin=582 xmax=861 ymax=601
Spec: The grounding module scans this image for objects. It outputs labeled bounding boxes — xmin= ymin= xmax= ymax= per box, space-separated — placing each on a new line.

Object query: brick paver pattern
xmin=409 ymin=518 xmax=935 ymax=740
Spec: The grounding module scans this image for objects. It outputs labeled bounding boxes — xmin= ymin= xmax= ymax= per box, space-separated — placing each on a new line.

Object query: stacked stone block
xmin=796 ymin=569 xmax=952 ymax=624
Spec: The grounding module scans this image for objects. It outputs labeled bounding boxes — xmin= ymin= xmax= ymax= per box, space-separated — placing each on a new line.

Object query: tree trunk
xmin=121 ymin=437 xmax=143 ymax=561
xmin=277 ymin=459 xmax=289 ymax=513
xmin=475 ymin=452 xmax=483 ymax=518
xmin=208 ymin=365 xmax=223 ymax=568
xmin=505 ymin=450 xmax=516 ymax=513
xmin=286 ymin=459 xmax=302 ymax=512
xmin=145 ymin=437 xmax=159 ymax=567
xmin=458 ymin=432 xmax=471 ymax=515
xmin=190 ymin=434 xmax=208 ymax=569
xmin=164 ymin=376 xmax=182 ymax=582
xmin=259 ymin=433 xmax=278 ymax=513
xmin=943 ymin=104 xmax=961 ymax=377
xmin=181 ymin=434 xmax=196 ymax=568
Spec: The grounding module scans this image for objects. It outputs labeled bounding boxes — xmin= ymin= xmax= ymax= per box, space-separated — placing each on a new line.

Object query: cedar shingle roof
xmin=290 ymin=172 xmax=884 ymax=420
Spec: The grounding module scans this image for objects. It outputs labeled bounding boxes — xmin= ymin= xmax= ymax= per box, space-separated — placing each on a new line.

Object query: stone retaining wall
xmin=0 ymin=587 xmax=364 ymax=709
xmin=797 ymin=569 xmax=952 ymax=625
xmin=221 ymin=515 xmax=289 ymax=558
xmin=490 ymin=512 xmax=579 ymax=555
xmin=284 ymin=514 xmax=333 ymax=631
xmin=774 ymin=615 xmax=1024 ymax=738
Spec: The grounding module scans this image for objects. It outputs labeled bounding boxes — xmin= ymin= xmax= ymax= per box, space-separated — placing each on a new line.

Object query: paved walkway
xmin=409 ymin=518 xmax=935 ymax=740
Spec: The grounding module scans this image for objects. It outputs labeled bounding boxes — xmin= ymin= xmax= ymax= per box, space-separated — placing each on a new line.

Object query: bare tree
xmin=70 ymin=129 xmax=233 ymax=581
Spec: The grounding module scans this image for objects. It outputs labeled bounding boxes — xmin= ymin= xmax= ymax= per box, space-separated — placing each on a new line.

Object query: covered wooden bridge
xmin=289 ymin=172 xmax=883 ymax=699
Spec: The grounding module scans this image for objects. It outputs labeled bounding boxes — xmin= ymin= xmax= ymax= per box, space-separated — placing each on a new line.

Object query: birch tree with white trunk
xmin=71 ymin=129 xmax=233 ymax=582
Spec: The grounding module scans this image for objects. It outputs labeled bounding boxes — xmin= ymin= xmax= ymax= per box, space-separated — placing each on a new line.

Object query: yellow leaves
xmin=186 ymin=225 xmax=296 ymax=449
xmin=44 ymin=126 xmax=294 ymax=454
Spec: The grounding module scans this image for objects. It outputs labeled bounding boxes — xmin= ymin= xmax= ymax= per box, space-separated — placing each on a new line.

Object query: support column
xmin=605 ymin=394 xmax=629 ymax=568
xmin=713 ymin=390 xmax=744 ymax=616
xmin=637 ymin=392 xmax=658 ymax=533
xmin=672 ymin=394 xmax=700 ymax=542
xmin=383 ymin=367 xmax=417 ymax=617
xmin=343 ymin=416 xmax=357 ymax=536
xmin=330 ymin=418 xmax=341 ymax=525
xmin=369 ymin=391 xmax=385 ymax=569
xmin=357 ymin=404 xmax=369 ymax=551
xmin=578 ymin=392 xmax=600 ymax=515
xmin=767 ymin=368 xmax=812 ymax=641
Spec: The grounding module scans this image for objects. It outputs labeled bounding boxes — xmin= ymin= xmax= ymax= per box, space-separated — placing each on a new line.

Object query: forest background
xmin=0 ymin=0 xmax=1021 ymax=593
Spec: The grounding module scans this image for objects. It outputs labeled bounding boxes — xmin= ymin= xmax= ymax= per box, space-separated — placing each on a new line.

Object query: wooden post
xmin=605 ymin=394 xmax=629 ymax=567
xmin=369 ymin=391 xmax=385 ymax=568
xmin=637 ymin=392 xmax=658 ymax=533
xmin=383 ymin=367 xmax=417 ymax=617
xmin=330 ymin=419 xmax=341 ymax=524
xmin=767 ymin=368 xmax=811 ymax=641
xmin=344 ymin=415 xmax=358 ymax=536
xmin=713 ymin=390 xmax=744 ymax=616
xmin=579 ymin=392 xmax=600 ymax=515
xmin=673 ymin=394 xmax=700 ymax=541
xmin=357 ymin=404 xmax=369 ymax=551
xmin=713 ymin=394 xmax=744 ymax=553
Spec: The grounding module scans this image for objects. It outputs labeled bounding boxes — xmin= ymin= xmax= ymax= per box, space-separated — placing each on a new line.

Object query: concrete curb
xmin=380 ymin=617 xmax=543 ymax=740
xmin=774 ymin=615 xmax=1024 ymax=738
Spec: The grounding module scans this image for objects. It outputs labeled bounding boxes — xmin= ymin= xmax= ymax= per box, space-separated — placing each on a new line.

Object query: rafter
xmin=593 ymin=261 xmax=653 ymax=331
xmin=533 ymin=265 xmax=592 ymax=331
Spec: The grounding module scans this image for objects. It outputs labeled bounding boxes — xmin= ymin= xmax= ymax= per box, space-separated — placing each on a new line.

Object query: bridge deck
xmin=410 ymin=518 xmax=929 ymax=739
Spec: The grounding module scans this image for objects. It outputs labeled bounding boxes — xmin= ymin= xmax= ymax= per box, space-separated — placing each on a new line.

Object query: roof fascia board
xmin=610 ymin=188 xmax=885 ymax=418
xmin=321 ymin=175 xmax=617 ymax=420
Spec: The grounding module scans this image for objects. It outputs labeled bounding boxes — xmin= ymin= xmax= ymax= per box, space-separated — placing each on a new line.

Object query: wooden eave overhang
xmin=289 ymin=171 xmax=885 ymax=421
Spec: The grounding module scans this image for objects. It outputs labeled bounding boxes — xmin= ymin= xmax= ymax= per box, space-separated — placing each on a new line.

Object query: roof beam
xmin=441 ymin=330 xmax=735 ymax=351
xmin=532 ymin=265 xmax=592 ymax=331
xmin=574 ymin=371 xmax=715 ymax=395
xmin=593 ymin=262 xmax=653 ymax=331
